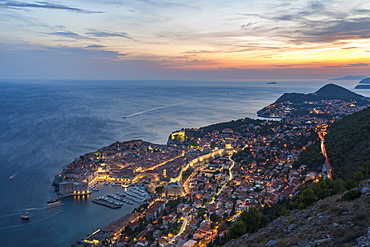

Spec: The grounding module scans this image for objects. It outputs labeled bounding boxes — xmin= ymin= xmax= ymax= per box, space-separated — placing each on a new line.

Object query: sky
xmin=0 ymin=0 xmax=370 ymax=80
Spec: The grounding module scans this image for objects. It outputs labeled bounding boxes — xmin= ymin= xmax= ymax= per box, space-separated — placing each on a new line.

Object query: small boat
xmin=47 ymin=198 xmax=60 ymax=204
xmin=21 ymin=213 xmax=30 ymax=220
xmin=9 ymin=175 xmax=14 ymax=180
xmin=123 ymin=116 xmax=127 ymax=119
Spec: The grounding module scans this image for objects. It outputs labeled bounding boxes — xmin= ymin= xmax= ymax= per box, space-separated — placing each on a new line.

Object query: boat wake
xmin=0 ymin=210 xmax=63 ymax=230
xmin=123 ymin=102 xmax=186 ymax=118
xmin=0 ymin=204 xmax=64 ymax=219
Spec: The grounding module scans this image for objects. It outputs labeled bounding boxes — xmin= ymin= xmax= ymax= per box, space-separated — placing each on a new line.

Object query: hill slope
xmin=325 ymin=106 xmax=370 ymax=179
xmin=223 ymin=104 xmax=370 ymax=247
xmin=275 ymin=83 xmax=366 ymax=104
xmin=224 ymin=184 xmax=370 ymax=247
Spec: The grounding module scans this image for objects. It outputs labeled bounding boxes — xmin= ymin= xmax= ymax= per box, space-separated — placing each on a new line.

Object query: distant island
xmin=267 ymin=81 xmax=277 ymax=84
xmin=257 ymin=83 xmax=370 ymax=118
xmin=330 ymin=75 xmax=368 ymax=80
xmin=355 ymin=78 xmax=370 ymax=89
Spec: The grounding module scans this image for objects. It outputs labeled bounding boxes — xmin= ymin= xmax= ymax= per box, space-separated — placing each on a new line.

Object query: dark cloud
xmin=249 ymin=1 xmax=370 ymax=44
xmin=275 ymin=65 xmax=292 ymax=68
xmin=0 ymin=1 xmax=103 ymax=14
xmin=353 ymin=9 xmax=370 ymax=14
xmin=47 ymin=31 xmax=92 ymax=40
xmin=86 ymin=45 xmax=105 ymax=48
xmin=296 ymin=17 xmax=370 ymax=43
xmin=274 ymin=14 xmax=294 ymax=21
xmin=347 ymin=63 xmax=368 ymax=67
xmin=241 ymin=22 xmax=257 ymax=29
xmin=86 ymin=31 xmax=133 ymax=39
xmin=181 ymin=49 xmax=222 ymax=54
xmin=44 ymin=46 xmax=126 ymax=59
xmin=324 ymin=63 xmax=368 ymax=68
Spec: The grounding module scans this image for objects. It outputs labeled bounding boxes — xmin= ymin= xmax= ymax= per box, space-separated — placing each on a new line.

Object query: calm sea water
xmin=0 ymin=79 xmax=368 ymax=246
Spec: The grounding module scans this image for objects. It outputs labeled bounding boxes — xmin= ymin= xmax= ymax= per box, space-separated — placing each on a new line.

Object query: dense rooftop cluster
xmin=70 ymin=84 xmax=370 ymax=247
xmin=258 ymin=99 xmax=368 ymax=119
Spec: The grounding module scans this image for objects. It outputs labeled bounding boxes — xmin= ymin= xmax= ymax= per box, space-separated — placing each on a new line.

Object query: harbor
xmin=89 ymin=182 xmax=150 ymax=209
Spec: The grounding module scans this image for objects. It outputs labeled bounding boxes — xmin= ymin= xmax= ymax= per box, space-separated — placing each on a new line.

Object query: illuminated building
xmin=58 ymin=181 xmax=90 ymax=197
xmin=165 ymin=181 xmax=185 ymax=197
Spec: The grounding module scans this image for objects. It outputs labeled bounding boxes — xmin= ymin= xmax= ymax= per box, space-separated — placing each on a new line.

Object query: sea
xmin=0 ymin=79 xmax=368 ymax=247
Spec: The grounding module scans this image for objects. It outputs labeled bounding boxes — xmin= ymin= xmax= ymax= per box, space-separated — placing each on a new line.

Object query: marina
xmin=92 ymin=199 xmax=121 ymax=209
xmin=89 ymin=183 xmax=150 ymax=209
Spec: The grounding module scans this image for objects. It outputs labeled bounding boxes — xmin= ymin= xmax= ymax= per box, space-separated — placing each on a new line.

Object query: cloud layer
xmin=0 ymin=0 xmax=102 ymax=13
xmin=0 ymin=0 xmax=369 ymax=79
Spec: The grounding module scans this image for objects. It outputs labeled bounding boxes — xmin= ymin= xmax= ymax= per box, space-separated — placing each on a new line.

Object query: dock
xmin=92 ymin=199 xmax=122 ymax=209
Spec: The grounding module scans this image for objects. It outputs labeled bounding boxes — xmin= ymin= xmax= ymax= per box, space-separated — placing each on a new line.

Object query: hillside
xmin=222 ymin=104 xmax=370 ymax=247
xmin=257 ymin=84 xmax=370 ymax=118
xmin=224 ymin=181 xmax=370 ymax=247
xmin=325 ymin=106 xmax=370 ymax=179
xmin=275 ymin=84 xmax=366 ymax=104
xmin=292 ymin=106 xmax=370 ymax=177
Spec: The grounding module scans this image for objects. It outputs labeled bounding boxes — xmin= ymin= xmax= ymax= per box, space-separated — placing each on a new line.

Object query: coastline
xmin=63 ymin=83 xmax=370 ymax=247
xmin=4 ymin=80 xmax=370 ymax=247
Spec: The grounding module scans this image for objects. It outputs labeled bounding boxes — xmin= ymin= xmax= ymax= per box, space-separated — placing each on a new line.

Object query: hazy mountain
xmin=330 ymin=75 xmax=368 ymax=80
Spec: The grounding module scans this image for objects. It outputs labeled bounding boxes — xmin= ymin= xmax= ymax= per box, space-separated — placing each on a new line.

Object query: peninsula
xmin=257 ymin=83 xmax=369 ymax=118
xmin=54 ymin=84 xmax=370 ymax=247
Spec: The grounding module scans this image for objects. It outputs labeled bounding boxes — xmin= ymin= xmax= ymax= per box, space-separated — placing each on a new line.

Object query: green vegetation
xmin=199 ymin=118 xmax=260 ymax=136
xmin=325 ymin=107 xmax=370 ymax=179
xmin=227 ymin=207 xmax=268 ymax=240
xmin=155 ymin=186 xmax=164 ymax=195
xmin=185 ymin=118 xmax=262 ymax=139
xmin=293 ymin=141 xmax=324 ymax=171
xmin=340 ymin=190 xmax=362 ymax=201
xmin=181 ymin=168 xmax=194 ymax=182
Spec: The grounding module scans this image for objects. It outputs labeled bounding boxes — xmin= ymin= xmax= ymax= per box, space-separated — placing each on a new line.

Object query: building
xmin=145 ymin=200 xmax=166 ymax=221
xmin=58 ymin=181 xmax=90 ymax=197
xmin=183 ymin=240 xmax=197 ymax=247
xmin=166 ymin=181 xmax=185 ymax=197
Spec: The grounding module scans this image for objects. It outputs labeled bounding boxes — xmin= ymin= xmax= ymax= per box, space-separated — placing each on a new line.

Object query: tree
xmin=340 ymin=190 xmax=362 ymax=201
xmin=155 ymin=186 xmax=164 ymax=195
xmin=293 ymin=188 xmax=318 ymax=210
xmin=210 ymin=141 xmax=217 ymax=149
xmin=227 ymin=220 xmax=247 ymax=240
xmin=210 ymin=213 xmax=221 ymax=223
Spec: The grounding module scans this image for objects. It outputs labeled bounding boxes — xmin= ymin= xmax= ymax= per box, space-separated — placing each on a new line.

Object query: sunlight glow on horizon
xmin=0 ymin=0 xmax=369 ymax=80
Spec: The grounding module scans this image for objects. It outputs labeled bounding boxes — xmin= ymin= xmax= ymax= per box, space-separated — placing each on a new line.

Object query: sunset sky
xmin=1 ymin=0 xmax=370 ymax=80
